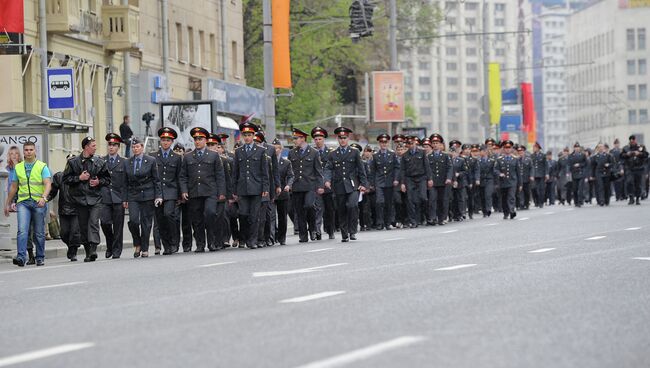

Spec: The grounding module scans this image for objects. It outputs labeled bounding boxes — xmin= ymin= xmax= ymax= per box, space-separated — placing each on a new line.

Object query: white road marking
xmin=196 ymin=261 xmax=236 ymax=268
xmin=544 ymin=212 xmax=555 ymax=215
xmin=0 ymin=264 xmax=77 ymax=275
xmin=383 ymin=237 xmax=405 ymax=242
xmin=280 ymin=291 xmax=346 ymax=304
xmin=440 ymin=229 xmax=458 ymax=234
xmin=528 ymin=248 xmax=556 ymax=253
xmin=25 ymin=281 xmax=87 ymax=290
xmin=585 ymin=236 xmax=606 ymax=241
xmin=306 ymin=248 xmax=334 ymax=253
xmin=294 ymin=336 xmax=427 ymax=368
xmin=565 ymin=208 xmax=574 ymax=211
xmin=518 ymin=217 xmax=530 ymax=221
xmin=625 ymin=227 xmax=642 ymax=231
xmin=632 ymin=257 xmax=650 ymax=261
xmin=253 ymin=263 xmax=348 ymax=278
xmin=435 ymin=264 xmax=477 ymax=271
xmin=483 ymin=223 xmax=499 ymax=227
xmin=0 ymin=343 xmax=95 ymax=367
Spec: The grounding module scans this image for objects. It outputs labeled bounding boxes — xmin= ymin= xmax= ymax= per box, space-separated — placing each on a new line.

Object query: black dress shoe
xmin=12 ymin=258 xmax=25 ymax=267
xmin=328 ymin=233 xmax=335 ymax=240
xmin=510 ymin=212 xmax=517 ymax=219
xmin=385 ymin=225 xmax=392 ymax=230
xmin=27 ymin=256 xmax=35 ymax=265
xmin=341 ymin=238 xmax=349 ymax=243
xmin=195 ymin=248 xmax=206 ymax=253
xmin=36 ymin=260 xmax=45 ymax=266
xmin=350 ymin=234 xmax=357 ymax=240
xmin=90 ymin=253 xmax=98 ymax=261
xmin=316 ymin=232 xmax=322 ymax=240
xmin=248 ymin=243 xmax=258 ymax=249
xmin=162 ymin=252 xmax=173 ymax=255
xmin=309 ymin=232 xmax=316 ymax=241
xmin=155 ymin=249 xmax=161 ymax=255
xmin=84 ymin=257 xmax=92 ymax=262
xmin=503 ymin=214 xmax=509 ymax=220
xmin=105 ymin=251 xmax=113 ymax=259
xmin=70 ymin=256 xmax=78 ymax=262
xmin=280 ymin=241 xmax=286 ymax=245
xmin=111 ymin=256 xmax=119 ymax=259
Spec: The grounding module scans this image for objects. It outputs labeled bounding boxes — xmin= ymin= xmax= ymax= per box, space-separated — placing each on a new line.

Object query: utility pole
xmin=122 ymin=0 xmax=131 ymax=117
xmin=389 ymin=0 xmax=397 ymax=70
xmin=263 ymin=0 xmax=276 ymax=138
xmin=38 ymin=0 xmax=48 ymax=115
xmin=161 ymin=0 xmax=170 ymax=94
xmin=482 ymin=0 xmax=496 ymax=139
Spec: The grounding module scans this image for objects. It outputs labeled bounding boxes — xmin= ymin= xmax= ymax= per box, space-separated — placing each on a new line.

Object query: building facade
xmin=0 ymin=0 xmax=245 ymax=172
xmin=566 ymin=0 xmax=650 ymax=147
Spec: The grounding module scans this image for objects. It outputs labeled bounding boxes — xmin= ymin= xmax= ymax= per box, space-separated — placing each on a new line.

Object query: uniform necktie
xmin=198 ymin=150 xmax=203 ymax=157
xmin=110 ymin=157 xmax=114 ymax=165
xmin=163 ymin=151 xmax=168 ymax=159
xmin=246 ymin=145 xmax=251 ymax=153
xmin=134 ymin=158 xmax=141 ymax=174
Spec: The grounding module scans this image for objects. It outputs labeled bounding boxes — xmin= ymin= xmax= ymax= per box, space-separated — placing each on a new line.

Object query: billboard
xmin=161 ymin=102 xmax=213 ymax=151
xmin=0 ymin=134 xmax=44 ymax=173
xmin=372 ymin=71 xmax=405 ymax=123
xmin=619 ymin=0 xmax=650 ymax=8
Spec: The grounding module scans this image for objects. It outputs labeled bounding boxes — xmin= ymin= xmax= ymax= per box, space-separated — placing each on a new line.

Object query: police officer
xmin=530 ymin=142 xmax=548 ymax=208
xmin=590 ymin=143 xmax=617 ymax=206
xmin=465 ymin=144 xmax=481 ymax=219
xmin=450 ymin=145 xmax=469 ymax=222
xmin=494 ymin=140 xmax=521 ymax=219
xmin=255 ymin=131 xmax=281 ymax=246
xmin=557 ymin=148 xmax=572 ymax=205
xmin=124 ymin=137 xmax=163 ymax=258
xmin=179 ymin=127 xmax=227 ymax=252
xmin=273 ymin=139 xmax=294 ymax=245
xmin=215 ymin=136 xmax=235 ymax=248
xmin=621 ymin=135 xmax=649 ymax=205
xmin=478 ymin=144 xmax=496 ymax=217
xmin=153 ymin=127 xmax=182 ymax=254
xmin=545 ymin=150 xmax=559 ymax=205
xmin=312 ymin=126 xmax=335 ymax=240
xmin=568 ymin=142 xmax=588 ymax=207
xmin=324 ymin=127 xmax=368 ymax=242
xmin=610 ymin=139 xmax=626 ymax=201
xmin=288 ymin=128 xmax=323 ymax=243
xmin=100 ymin=133 xmax=127 ymax=259
xmin=232 ymin=122 xmax=270 ymax=249
xmin=517 ymin=145 xmax=532 ymax=210
xmin=426 ymin=134 xmax=453 ymax=225
xmin=400 ymin=136 xmax=432 ymax=228
xmin=371 ymin=134 xmax=400 ymax=230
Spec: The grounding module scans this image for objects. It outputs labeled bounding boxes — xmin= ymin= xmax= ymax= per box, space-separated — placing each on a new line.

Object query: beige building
xmin=566 ymin=0 xmax=650 ymax=147
xmin=0 ymin=0 xmax=245 ymax=172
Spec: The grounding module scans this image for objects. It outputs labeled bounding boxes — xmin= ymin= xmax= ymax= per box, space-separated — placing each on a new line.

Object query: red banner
xmin=521 ymin=83 xmax=534 ymax=133
xmin=0 ymin=0 xmax=24 ymax=33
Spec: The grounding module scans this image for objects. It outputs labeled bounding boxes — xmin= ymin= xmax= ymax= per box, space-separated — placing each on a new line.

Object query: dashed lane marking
xmin=25 ymin=281 xmax=87 ymax=291
xmin=280 ymin=291 xmax=346 ymax=304
xmin=632 ymin=257 xmax=650 ymax=261
xmin=253 ymin=263 xmax=348 ymax=278
xmin=383 ymin=238 xmax=405 ymax=242
xmin=0 ymin=343 xmax=95 ymax=367
xmin=196 ymin=261 xmax=236 ymax=268
xmin=306 ymin=248 xmax=334 ymax=253
xmin=585 ymin=236 xmax=606 ymax=241
xmin=435 ymin=264 xmax=477 ymax=271
xmin=440 ymin=229 xmax=458 ymax=234
xmin=625 ymin=227 xmax=642 ymax=231
xmin=528 ymin=248 xmax=556 ymax=253
xmin=518 ymin=217 xmax=530 ymax=221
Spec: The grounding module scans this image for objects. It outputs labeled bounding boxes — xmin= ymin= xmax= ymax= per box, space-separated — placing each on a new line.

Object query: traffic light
xmin=349 ymin=0 xmax=374 ymax=42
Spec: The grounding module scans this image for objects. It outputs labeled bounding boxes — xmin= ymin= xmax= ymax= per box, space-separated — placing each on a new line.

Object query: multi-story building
xmin=400 ymin=0 xmax=532 ymax=143
xmin=566 ymin=0 xmax=650 ymax=147
xmin=0 ymin=0 xmax=249 ymax=171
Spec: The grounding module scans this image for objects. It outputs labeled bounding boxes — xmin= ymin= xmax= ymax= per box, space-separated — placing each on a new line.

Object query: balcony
xmin=46 ymin=0 xmax=82 ymax=33
xmin=101 ymin=5 xmax=141 ymax=51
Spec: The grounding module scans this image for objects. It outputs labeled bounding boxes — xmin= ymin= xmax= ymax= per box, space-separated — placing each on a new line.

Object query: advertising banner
xmin=372 ymin=71 xmax=405 ymax=123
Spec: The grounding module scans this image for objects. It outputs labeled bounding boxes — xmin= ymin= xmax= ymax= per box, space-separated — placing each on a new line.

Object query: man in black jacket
xmin=273 ymin=139 xmax=294 ymax=245
xmin=100 ymin=133 xmax=127 ymax=259
xmin=119 ymin=115 xmax=134 ymax=158
xmin=371 ymin=134 xmax=400 ymax=230
xmin=63 ymin=137 xmax=111 ymax=262
xmin=590 ymin=143 xmax=617 ymax=206
xmin=568 ymin=143 xmax=588 ymax=207
xmin=621 ymin=135 xmax=649 ymax=205
xmin=530 ymin=142 xmax=549 ymax=208
xmin=312 ymin=126 xmax=335 ymax=239
xmin=494 ymin=140 xmax=522 ymax=219
xmin=478 ymin=144 xmax=496 ymax=217
xmin=426 ymin=134 xmax=453 ymax=224
xmin=49 ymin=155 xmax=81 ymax=261
xmin=153 ymin=127 xmax=182 ymax=254
xmin=400 ymin=136 xmax=432 ymax=228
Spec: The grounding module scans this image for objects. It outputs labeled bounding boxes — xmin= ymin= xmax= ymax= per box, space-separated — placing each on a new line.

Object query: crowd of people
xmin=3 ymin=121 xmax=649 ymax=267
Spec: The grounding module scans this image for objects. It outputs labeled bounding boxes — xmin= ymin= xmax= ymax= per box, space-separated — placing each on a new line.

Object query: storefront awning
xmin=0 ymin=112 xmax=92 ymax=132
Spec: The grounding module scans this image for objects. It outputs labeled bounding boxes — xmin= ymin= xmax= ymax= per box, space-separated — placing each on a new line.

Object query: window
xmin=420 ymin=107 xmax=432 ymax=116
xmin=468 ymin=108 xmax=478 ymax=117
xmin=640 ymin=109 xmax=649 ymax=124
xmin=419 ymin=61 xmax=430 ymax=70
xmin=466 ymin=63 xmax=478 ymax=72
xmin=199 ymin=30 xmax=205 ymax=67
xmin=496 ymin=34 xmax=505 ymax=41
xmin=446 ymin=47 xmax=457 ymax=56
xmin=446 ymin=62 xmax=457 ymax=71
xmin=495 ymin=3 xmax=505 ymax=11
xmin=466 ymin=47 xmax=477 ymax=56
xmin=639 ymin=59 xmax=647 ymax=75
xmin=628 ymin=85 xmax=637 ymax=100
xmin=405 ymin=92 xmax=413 ymax=100
xmin=448 ymin=107 xmax=459 ymax=116
xmin=469 ymin=123 xmax=479 ymax=132
xmin=640 ymin=84 xmax=647 ymax=100
xmin=495 ymin=18 xmax=505 ymax=27
xmin=209 ymin=33 xmax=217 ymax=70
xmin=448 ymin=92 xmax=458 ymax=101
xmin=447 ymin=77 xmax=458 ymax=86
xmin=465 ymin=18 xmax=476 ymax=27
xmin=627 ymin=28 xmax=636 ymax=51
xmin=188 ymin=26 xmax=195 ymax=65
xmin=418 ymin=47 xmax=430 ymax=55
xmin=629 ymin=110 xmax=637 ymax=124
xmin=400 ymin=61 xmax=411 ymax=69
xmin=420 ymin=92 xmax=431 ymax=100
xmin=466 ymin=77 xmax=478 ymax=86
xmin=628 ymin=60 xmax=636 ymax=75
xmin=496 ymin=48 xmax=505 ymax=56
xmin=419 ymin=77 xmax=430 ymax=85
xmin=232 ymin=41 xmax=239 ymax=77
xmin=176 ymin=23 xmax=184 ymax=61
xmin=467 ymin=92 xmax=478 ymax=101
xmin=465 ymin=2 xmax=478 ymax=10
xmin=449 ymin=122 xmax=459 ymax=131
xmin=445 ymin=1 xmax=457 ymax=10
xmin=639 ymin=28 xmax=646 ymax=50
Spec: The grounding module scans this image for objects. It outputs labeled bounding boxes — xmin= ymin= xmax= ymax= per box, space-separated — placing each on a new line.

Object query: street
xmin=1 ymin=202 xmax=649 ymax=368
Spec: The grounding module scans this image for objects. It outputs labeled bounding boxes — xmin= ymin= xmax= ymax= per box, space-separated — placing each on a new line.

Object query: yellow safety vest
xmin=15 ymin=160 xmax=47 ymax=203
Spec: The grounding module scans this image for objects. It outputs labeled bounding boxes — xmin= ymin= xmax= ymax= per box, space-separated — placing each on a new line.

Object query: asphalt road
xmin=1 ymin=202 xmax=649 ymax=368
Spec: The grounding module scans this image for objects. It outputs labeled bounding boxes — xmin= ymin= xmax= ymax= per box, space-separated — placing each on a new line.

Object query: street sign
xmin=47 ymin=68 xmax=75 ymax=110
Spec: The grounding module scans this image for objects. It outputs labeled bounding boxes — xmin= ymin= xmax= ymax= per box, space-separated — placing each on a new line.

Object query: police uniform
xmin=451 ymin=146 xmax=469 ymax=221
xmin=464 ymin=144 xmax=481 ymax=219
xmin=400 ymin=136 xmax=432 ymax=228
xmin=288 ymin=128 xmax=324 ymax=243
xmin=232 ymin=123 xmax=270 ymax=249
xmin=568 ymin=143 xmax=588 ymax=207
xmin=622 ymin=136 xmax=649 ymax=204
xmin=324 ymin=127 xmax=368 ymax=242
xmin=478 ymin=145 xmax=497 ymax=217
xmin=152 ymin=127 xmax=182 ymax=254
xmin=124 ymin=137 xmax=163 ymax=257
xmin=100 ymin=133 xmax=127 ymax=259
xmin=545 ymin=152 xmax=559 ymax=205
xmin=274 ymin=139 xmax=294 ymax=245
xmin=312 ymin=127 xmax=336 ymax=239
xmin=494 ymin=140 xmax=521 ymax=219
xmin=426 ymin=134 xmax=453 ymax=225
xmin=517 ymin=146 xmax=533 ymax=210
xmin=371 ymin=134 xmax=400 ymax=230
xmin=179 ymin=128 xmax=227 ymax=252
xmin=557 ymin=151 xmax=571 ymax=205
xmin=530 ymin=142 xmax=549 ymax=208
xmin=255 ymin=131 xmax=281 ymax=246
xmin=590 ymin=149 xmax=616 ymax=206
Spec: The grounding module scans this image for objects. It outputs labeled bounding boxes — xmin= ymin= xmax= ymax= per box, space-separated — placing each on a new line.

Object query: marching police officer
xmin=450 ymin=144 xmax=469 ymax=221
xmin=254 ymin=131 xmax=281 ymax=246
xmin=371 ymin=134 xmax=400 ymax=230
xmin=517 ymin=145 xmax=532 ymax=210
xmin=153 ymin=127 xmax=182 ymax=254
xmin=312 ymin=126 xmax=336 ymax=240
xmin=180 ymin=127 xmax=227 ymax=252
xmin=568 ymin=142 xmax=588 ymax=207
xmin=530 ymin=142 xmax=549 ymax=208
xmin=621 ymin=135 xmax=649 ymax=205
xmin=546 ymin=150 xmax=559 ymax=205
xmin=590 ymin=143 xmax=617 ymax=206
xmin=273 ymin=139 xmax=294 ymax=245
xmin=426 ymin=134 xmax=453 ymax=225
xmin=494 ymin=140 xmax=522 ymax=219
xmin=232 ymin=122 xmax=270 ymax=249
xmin=400 ymin=136 xmax=432 ymax=228
xmin=100 ymin=133 xmax=127 ymax=259
xmin=288 ymin=128 xmax=323 ymax=243
xmin=324 ymin=127 xmax=368 ymax=242
xmin=478 ymin=144 xmax=496 ymax=217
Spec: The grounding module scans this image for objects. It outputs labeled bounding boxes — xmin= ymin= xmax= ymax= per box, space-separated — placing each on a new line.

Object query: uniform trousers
xmin=375 ymin=186 xmax=394 ymax=228
xmin=127 ymin=200 xmax=155 ymax=252
xmin=100 ymin=203 xmax=125 ymax=257
xmin=500 ymin=186 xmax=517 ymax=216
xmin=545 ymin=181 xmax=557 ymax=205
xmin=76 ymin=204 xmax=102 ymax=254
xmin=404 ymin=176 xmax=427 ymax=226
xmin=275 ymin=199 xmax=290 ymax=243
xmin=480 ymin=180 xmax=494 ymax=214
xmin=180 ymin=202 xmax=193 ymax=251
xmin=315 ymin=192 xmax=336 ymax=236
xmin=428 ymin=185 xmax=450 ymax=223
xmin=238 ymin=195 xmax=262 ymax=247
xmin=572 ymin=178 xmax=585 ymax=205
xmin=155 ymin=199 xmax=180 ymax=253
xmin=626 ymin=170 xmax=644 ymax=199
xmin=335 ymin=191 xmax=360 ymax=238
xmin=533 ymin=178 xmax=545 ymax=207
xmin=291 ymin=191 xmax=316 ymax=241
xmin=59 ymin=214 xmax=80 ymax=258
xmin=595 ymin=176 xmax=612 ymax=205
xmin=188 ymin=196 xmax=221 ymax=250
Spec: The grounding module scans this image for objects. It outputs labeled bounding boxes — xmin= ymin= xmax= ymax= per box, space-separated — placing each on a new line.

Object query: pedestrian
xmin=358 ymin=144 xmax=374 ymax=231
xmin=215 ymin=136 xmax=235 ymax=248
xmin=100 ymin=133 xmax=127 ymax=259
xmin=478 ymin=144 xmax=496 ymax=217
xmin=530 ymin=142 xmax=549 ymax=208
xmin=400 ymin=136 xmax=432 ymax=228
xmin=119 ymin=115 xmax=134 ymax=158
xmin=545 ymin=150 xmax=559 ymax=205
xmin=557 ymin=148 xmax=571 ymax=205
xmin=590 ymin=143 xmax=617 ymax=206
xmin=371 ymin=134 xmax=400 ymax=230
xmin=324 ymin=127 xmax=368 ymax=242
xmin=312 ymin=126 xmax=336 ymax=240
xmin=231 ymin=122 xmax=270 ymax=249
xmin=180 ymin=128 xmax=227 ymax=252
xmin=173 ymin=143 xmax=194 ymax=251
xmin=3 ymin=142 xmax=52 ymax=267
xmin=494 ymin=140 xmax=521 ymax=220
xmin=255 ymin=131 xmax=281 ymax=246
xmin=621 ymin=135 xmax=649 ymax=205
xmin=124 ymin=137 xmax=163 ymax=258
xmin=64 ymin=137 xmax=110 ymax=262
xmin=288 ymin=128 xmax=323 ymax=243
xmin=153 ymin=127 xmax=182 ymax=254
xmin=273 ymin=139 xmax=294 ymax=245
xmin=48 ymin=154 xmax=81 ymax=261
xmin=450 ymin=145 xmax=468 ymax=222
xmin=517 ymin=145 xmax=532 ymax=210
xmin=610 ymin=139 xmax=626 ymax=201
xmin=568 ymin=143 xmax=588 ymax=207
xmin=426 ymin=134 xmax=453 ymax=225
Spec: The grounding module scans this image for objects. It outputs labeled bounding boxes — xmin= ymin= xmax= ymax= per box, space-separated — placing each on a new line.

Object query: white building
xmin=400 ymin=0 xmax=532 ymax=143
xmin=566 ymin=0 xmax=650 ymax=147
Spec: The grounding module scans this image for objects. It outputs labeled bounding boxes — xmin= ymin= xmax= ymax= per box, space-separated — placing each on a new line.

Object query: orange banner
xmin=372 ymin=71 xmax=405 ymax=122
xmin=273 ymin=0 xmax=292 ymax=89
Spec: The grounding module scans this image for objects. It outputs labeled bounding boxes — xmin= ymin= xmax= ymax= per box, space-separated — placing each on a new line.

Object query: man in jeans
xmin=3 ymin=142 xmax=52 ymax=267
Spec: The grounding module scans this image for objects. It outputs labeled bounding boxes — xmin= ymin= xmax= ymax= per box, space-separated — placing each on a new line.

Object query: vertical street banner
xmin=488 ymin=63 xmax=502 ymax=126
xmin=372 ymin=71 xmax=405 ymax=123
xmin=0 ymin=0 xmax=24 ymax=33
xmin=272 ymin=0 xmax=292 ymax=89
xmin=521 ymin=82 xmax=536 ymax=144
